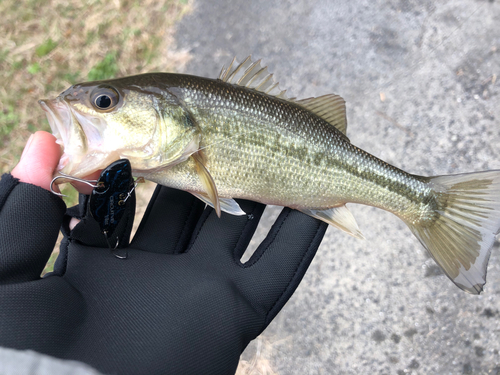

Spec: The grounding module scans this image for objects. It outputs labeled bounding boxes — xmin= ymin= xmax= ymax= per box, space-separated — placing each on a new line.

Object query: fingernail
xmin=20 ymin=134 xmax=35 ymax=160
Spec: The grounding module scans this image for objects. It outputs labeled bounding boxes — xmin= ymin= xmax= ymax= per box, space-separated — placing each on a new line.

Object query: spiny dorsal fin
xmin=219 ymin=56 xmax=289 ymax=99
xmin=218 ymin=56 xmax=348 ymax=135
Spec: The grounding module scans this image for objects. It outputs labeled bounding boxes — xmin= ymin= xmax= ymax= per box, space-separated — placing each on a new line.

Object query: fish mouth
xmin=39 ymin=97 xmax=97 ymax=177
xmin=39 ymin=98 xmax=82 ymax=174
xmin=38 ymin=99 xmax=71 ymax=150
xmin=39 ymin=98 xmax=117 ymax=178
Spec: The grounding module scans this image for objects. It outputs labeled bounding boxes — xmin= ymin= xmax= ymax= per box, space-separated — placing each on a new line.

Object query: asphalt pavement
xmin=174 ymin=0 xmax=500 ymax=374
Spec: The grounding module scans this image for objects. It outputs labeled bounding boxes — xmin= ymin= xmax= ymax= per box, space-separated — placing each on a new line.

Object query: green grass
xmin=35 ymin=38 xmax=58 ymax=57
xmin=0 ymin=0 xmax=192 ymax=175
xmin=42 ymin=250 xmax=60 ymax=276
xmin=0 ymin=106 xmax=20 ymax=146
xmin=0 ymin=0 xmax=193 ymax=273
xmin=87 ymin=52 xmax=119 ymax=81
xmin=27 ymin=62 xmax=41 ymax=74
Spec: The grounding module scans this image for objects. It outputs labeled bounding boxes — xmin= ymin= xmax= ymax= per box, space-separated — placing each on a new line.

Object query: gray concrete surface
xmin=173 ymin=0 xmax=500 ymax=374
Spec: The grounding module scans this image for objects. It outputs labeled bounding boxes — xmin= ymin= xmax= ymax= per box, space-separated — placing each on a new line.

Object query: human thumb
xmin=11 ymin=131 xmax=62 ymax=192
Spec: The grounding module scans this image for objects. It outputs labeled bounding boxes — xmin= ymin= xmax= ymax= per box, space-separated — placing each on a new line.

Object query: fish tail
xmin=406 ymin=171 xmax=500 ymax=294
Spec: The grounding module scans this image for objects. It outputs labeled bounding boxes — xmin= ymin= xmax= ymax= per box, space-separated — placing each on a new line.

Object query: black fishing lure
xmin=89 ymin=159 xmax=135 ymax=256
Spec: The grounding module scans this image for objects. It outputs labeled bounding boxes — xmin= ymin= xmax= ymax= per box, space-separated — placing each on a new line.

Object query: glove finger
xmin=187 ymin=199 xmax=266 ymax=263
xmin=131 ymin=186 xmax=205 ymax=254
xmin=241 ymin=208 xmax=327 ymax=326
xmin=0 ymin=176 xmax=65 ymax=283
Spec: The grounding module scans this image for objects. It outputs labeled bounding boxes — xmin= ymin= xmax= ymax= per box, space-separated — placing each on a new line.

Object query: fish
xmin=39 ymin=56 xmax=500 ymax=294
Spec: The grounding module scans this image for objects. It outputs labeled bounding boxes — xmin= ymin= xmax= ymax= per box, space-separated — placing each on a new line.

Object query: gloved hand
xmin=0 ymin=132 xmax=328 ymax=375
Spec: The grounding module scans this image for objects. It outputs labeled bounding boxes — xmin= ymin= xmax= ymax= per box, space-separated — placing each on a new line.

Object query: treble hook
xmin=50 ymin=173 xmax=98 ymax=197
xmin=104 ymin=231 xmax=128 ymax=259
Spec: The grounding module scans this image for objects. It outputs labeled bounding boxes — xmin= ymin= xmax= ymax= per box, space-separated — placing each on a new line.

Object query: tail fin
xmin=407 ymin=171 xmax=500 ymax=294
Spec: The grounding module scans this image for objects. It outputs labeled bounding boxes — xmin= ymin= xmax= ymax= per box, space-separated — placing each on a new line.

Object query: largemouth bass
xmin=39 ymin=56 xmax=500 ymax=294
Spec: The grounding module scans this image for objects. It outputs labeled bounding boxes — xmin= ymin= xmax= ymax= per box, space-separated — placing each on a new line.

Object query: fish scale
xmin=158 ymin=74 xmax=433 ymax=220
xmin=40 ymin=56 xmax=500 ymax=294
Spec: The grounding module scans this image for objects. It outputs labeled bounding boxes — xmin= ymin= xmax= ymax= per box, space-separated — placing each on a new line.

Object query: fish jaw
xmin=39 ymin=98 xmax=85 ymax=174
xmin=38 ymin=98 xmax=116 ymax=178
xmin=39 ymin=99 xmax=73 ymax=156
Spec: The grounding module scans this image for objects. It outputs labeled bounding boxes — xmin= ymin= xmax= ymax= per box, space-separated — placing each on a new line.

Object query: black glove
xmin=0 ymin=173 xmax=327 ymax=375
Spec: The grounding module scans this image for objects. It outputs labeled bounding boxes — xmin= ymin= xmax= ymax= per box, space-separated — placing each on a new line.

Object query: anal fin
xmin=299 ymin=205 xmax=364 ymax=239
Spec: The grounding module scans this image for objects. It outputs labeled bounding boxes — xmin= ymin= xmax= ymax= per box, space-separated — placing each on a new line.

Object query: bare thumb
xmin=11 ymin=131 xmax=62 ymax=192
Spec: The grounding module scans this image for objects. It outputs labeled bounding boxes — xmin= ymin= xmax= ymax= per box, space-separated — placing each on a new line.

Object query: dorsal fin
xmin=219 ymin=56 xmax=290 ymax=99
xmin=293 ymin=95 xmax=347 ymax=135
xmin=218 ymin=56 xmax=348 ymax=135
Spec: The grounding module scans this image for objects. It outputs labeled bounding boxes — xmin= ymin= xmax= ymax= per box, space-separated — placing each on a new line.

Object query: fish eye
xmin=91 ymin=87 xmax=119 ymax=111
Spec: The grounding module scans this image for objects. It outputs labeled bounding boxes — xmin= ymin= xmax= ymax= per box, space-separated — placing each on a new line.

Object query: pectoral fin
xmin=191 ymin=152 xmax=221 ymax=217
xmin=191 ymin=192 xmax=246 ymax=216
xmin=299 ymin=205 xmax=364 ymax=239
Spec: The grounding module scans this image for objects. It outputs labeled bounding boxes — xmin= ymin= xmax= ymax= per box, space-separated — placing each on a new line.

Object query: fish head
xmin=39 ymin=75 xmax=200 ymax=179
